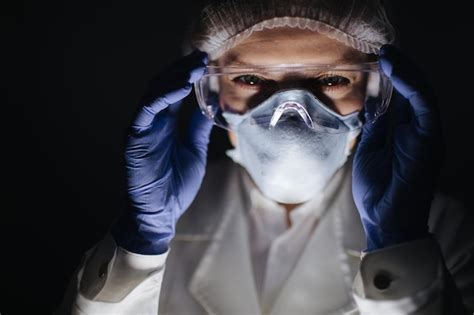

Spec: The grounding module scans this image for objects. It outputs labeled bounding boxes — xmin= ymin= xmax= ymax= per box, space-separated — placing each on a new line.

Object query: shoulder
xmin=429 ymin=192 xmax=474 ymax=270
xmin=429 ymin=192 xmax=470 ymax=235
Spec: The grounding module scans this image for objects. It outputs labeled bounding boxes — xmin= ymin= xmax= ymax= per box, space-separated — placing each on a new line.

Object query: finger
xmin=133 ymin=51 xmax=208 ymax=129
xmin=171 ymin=109 xmax=213 ymax=213
xmin=357 ymin=97 xmax=390 ymax=152
xmin=379 ymin=45 xmax=429 ymax=98
xmin=390 ymin=90 xmax=412 ymax=126
xmin=183 ymin=108 xmax=214 ymax=161
xmin=379 ymin=45 xmax=438 ymax=136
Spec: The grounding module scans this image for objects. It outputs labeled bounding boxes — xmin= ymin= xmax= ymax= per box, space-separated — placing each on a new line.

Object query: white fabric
xmin=222 ymin=89 xmax=362 ymax=204
xmin=353 ymin=238 xmax=445 ymax=315
xmin=244 ymin=172 xmax=327 ymax=310
xmin=63 ymin=235 xmax=167 ymax=315
xmin=58 ymin=161 xmax=473 ymax=315
xmin=187 ymin=163 xmax=353 ymax=314
xmin=190 ymin=0 xmax=396 ymax=59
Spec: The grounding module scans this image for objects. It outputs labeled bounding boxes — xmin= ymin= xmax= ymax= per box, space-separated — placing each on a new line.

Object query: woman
xmin=60 ymin=0 xmax=474 ymax=314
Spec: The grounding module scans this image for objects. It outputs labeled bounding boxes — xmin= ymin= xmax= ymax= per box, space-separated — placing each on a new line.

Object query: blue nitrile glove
xmin=353 ymin=45 xmax=444 ymax=251
xmin=111 ymin=51 xmax=213 ymax=255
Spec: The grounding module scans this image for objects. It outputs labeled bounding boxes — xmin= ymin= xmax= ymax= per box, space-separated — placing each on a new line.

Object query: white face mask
xmin=224 ymin=89 xmax=362 ymax=204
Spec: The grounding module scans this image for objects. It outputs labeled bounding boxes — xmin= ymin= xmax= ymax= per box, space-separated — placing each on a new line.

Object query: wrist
xmin=111 ymin=213 xmax=174 ymax=255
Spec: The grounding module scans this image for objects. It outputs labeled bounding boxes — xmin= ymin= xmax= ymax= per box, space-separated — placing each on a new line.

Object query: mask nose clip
xmin=269 ymin=101 xmax=315 ymax=130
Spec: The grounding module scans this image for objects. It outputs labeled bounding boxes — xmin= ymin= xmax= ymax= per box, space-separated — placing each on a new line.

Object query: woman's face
xmin=216 ymin=27 xmax=372 ymax=117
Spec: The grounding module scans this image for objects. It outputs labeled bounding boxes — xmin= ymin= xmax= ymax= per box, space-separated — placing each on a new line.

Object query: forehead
xmin=218 ymin=27 xmax=370 ymax=66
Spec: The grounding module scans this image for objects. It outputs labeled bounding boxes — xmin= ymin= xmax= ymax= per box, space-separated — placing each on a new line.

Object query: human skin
xmin=216 ymin=27 xmax=371 ymax=219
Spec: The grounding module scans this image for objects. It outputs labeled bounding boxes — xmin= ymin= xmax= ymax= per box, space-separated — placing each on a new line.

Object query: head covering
xmin=189 ymin=0 xmax=395 ymax=59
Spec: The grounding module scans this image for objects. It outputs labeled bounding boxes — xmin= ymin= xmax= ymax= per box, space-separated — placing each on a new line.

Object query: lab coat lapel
xmin=189 ymin=174 xmax=261 ymax=315
xmin=336 ymin=167 xmax=366 ymax=282
xmin=269 ymin=162 xmax=366 ymax=314
xmin=186 ymin=159 xmax=365 ymax=314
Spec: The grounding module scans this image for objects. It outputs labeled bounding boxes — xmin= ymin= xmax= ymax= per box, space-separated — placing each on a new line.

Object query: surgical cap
xmin=190 ymin=0 xmax=396 ymax=59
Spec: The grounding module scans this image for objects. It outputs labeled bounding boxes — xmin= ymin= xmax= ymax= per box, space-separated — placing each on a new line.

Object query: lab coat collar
xmin=188 ymin=158 xmax=366 ymax=314
xmin=189 ymin=170 xmax=262 ymax=314
xmin=264 ymin=161 xmax=363 ymax=314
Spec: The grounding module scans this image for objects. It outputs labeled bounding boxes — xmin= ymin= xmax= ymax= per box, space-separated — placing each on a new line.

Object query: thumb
xmin=357 ymin=99 xmax=390 ymax=154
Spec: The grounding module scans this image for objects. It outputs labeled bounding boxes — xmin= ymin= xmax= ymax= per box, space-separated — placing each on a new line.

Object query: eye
xmin=318 ymin=75 xmax=350 ymax=88
xmin=233 ymin=74 xmax=266 ymax=87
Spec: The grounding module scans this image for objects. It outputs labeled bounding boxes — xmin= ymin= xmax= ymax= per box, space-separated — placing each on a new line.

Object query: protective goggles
xmin=194 ymin=63 xmax=393 ymax=131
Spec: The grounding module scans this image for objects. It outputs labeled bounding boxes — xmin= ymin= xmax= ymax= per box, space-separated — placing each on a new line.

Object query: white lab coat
xmin=58 ymin=159 xmax=474 ymax=314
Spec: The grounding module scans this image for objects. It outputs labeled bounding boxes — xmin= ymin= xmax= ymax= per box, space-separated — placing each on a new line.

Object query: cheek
xmin=330 ymin=83 xmax=367 ymax=115
xmin=219 ymin=79 xmax=253 ymax=114
xmin=331 ymin=96 xmax=365 ymax=115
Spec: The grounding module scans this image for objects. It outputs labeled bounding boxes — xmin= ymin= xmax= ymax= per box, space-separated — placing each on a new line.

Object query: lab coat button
xmin=373 ymin=271 xmax=392 ymax=290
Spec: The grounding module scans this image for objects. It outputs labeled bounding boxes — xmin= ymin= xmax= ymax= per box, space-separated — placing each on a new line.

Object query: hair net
xmin=189 ymin=0 xmax=396 ymax=60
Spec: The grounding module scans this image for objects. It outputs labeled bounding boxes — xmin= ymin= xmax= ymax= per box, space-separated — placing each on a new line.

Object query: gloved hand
xmin=353 ymin=45 xmax=444 ymax=251
xmin=112 ymin=51 xmax=213 ymax=255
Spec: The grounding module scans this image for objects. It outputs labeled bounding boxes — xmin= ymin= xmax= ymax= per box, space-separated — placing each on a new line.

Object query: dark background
xmin=2 ymin=0 xmax=473 ymax=313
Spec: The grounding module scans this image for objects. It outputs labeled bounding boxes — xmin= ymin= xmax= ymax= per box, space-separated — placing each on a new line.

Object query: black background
xmin=2 ymin=0 xmax=473 ymax=313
